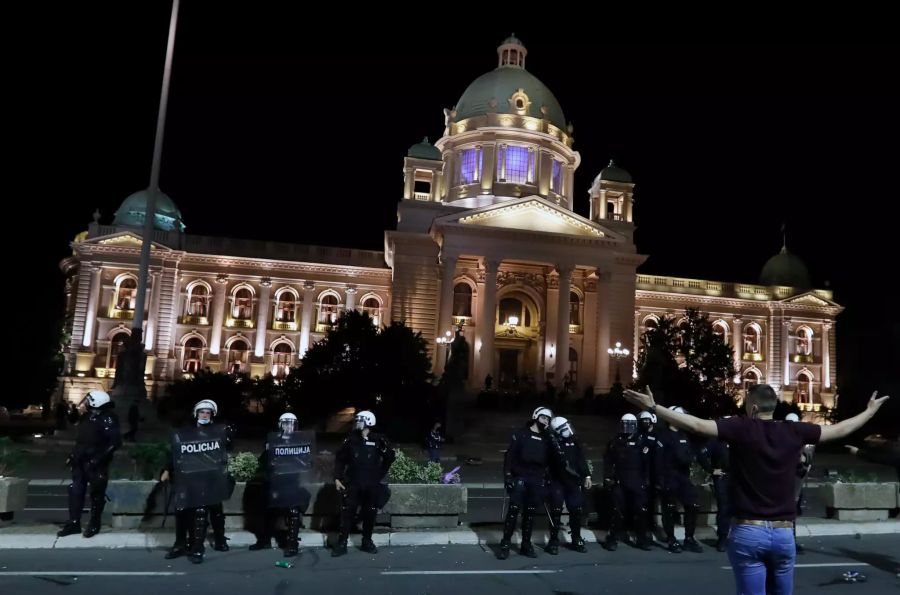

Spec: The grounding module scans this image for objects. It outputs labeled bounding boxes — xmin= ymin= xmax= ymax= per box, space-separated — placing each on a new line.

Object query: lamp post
xmin=607 ymin=341 xmax=630 ymax=385
xmin=435 ymin=329 xmax=453 ymax=367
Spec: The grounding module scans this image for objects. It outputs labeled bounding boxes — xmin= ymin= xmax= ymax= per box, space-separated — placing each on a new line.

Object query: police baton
xmin=543 ymin=502 xmax=555 ymax=529
xmin=161 ymin=481 xmax=174 ymax=529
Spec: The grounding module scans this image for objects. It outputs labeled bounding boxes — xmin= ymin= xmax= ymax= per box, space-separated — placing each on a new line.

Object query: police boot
xmin=210 ymin=505 xmax=229 ymax=551
xmin=57 ymin=521 xmax=81 ymax=537
xmin=683 ymin=537 xmax=703 ymax=553
xmin=635 ymin=510 xmax=653 ymax=551
xmin=497 ymin=504 xmax=520 ymax=560
xmin=682 ymin=506 xmax=702 ymax=552
xmin=165 ymin=511 xmax=189 ymax=559
xmin=569 ymin=507 xmax=587 ymax=552
xmin=545 ymin=506 xmax=562 ymax=555
xmin=519 ymin=507 xmax=537 ymax=558
xmin=283 ymin=508 xmax=301 ymax=557
xmin=603 ymin=534 xmax=618 ymax=551
xmin=189 ymin=507 xmax=208 ymax=564
xmin=331 ymin=538 xmax=348 ymax=558
xmin=82 ymin=494 xmax=105 ymax=538
xmin=360 ymin=507 xmax=378 ymax=553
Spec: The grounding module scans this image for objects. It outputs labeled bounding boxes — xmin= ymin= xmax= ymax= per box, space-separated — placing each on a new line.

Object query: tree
xmin=635 ymin=308 xmax=739 ymax=419
xmin=162 ymin=369 xmax=248 ymax=424
xmin=288 ymin=311 xmax=433 ymax=435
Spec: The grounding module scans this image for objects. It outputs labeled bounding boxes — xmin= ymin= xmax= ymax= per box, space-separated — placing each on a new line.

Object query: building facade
xmin=59 ymin=38 xmax=841 ymax=413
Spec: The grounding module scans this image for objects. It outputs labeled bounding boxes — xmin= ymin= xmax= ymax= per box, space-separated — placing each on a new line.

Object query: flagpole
xmin=132 ymin=0 xmax=181 ymax=344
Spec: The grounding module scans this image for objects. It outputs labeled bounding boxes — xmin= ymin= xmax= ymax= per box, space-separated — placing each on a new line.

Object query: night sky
xmin=14 ymin=7 xmax=898 ymax=423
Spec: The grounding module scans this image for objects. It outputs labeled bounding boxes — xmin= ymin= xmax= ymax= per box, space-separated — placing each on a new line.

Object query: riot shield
xmin=172 ymin=425 xmax=229 ymax=510
xmin=267 ymin=431 xmax=315 ymax=509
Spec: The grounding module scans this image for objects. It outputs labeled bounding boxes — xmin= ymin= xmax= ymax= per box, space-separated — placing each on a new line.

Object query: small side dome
xmin=407 ymin=137 xmax=442 ymax=160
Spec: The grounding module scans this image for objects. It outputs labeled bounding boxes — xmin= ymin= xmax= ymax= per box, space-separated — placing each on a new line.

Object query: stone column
xmin=299 ymin=281 xmax=316 ymax=357
xmin=594 ymin=271 xmax=612 ymax=392
xmin=255 ymin=278 xmax=272 ymax=357
xmin=145 ymin=269 xmax=162 ymax=352
xmin=209 ymin=275 xmax=228 ymax=356
xmin=81 ymin=264 xmax=103 ymax=348
xmin=435 ymin=253 xmax=458 ymax=376
xmin=554 ymin=264 xmax=574 ymax=387
xmin=345 ymin=285 xmax=358 ymax=311
xmin=732 ymin=317 xmax=743 ymax=377
xmin=782 ymin=319 xmax=792 ymax=388
xmin=477 ymin=259 xmax=500 ymax=381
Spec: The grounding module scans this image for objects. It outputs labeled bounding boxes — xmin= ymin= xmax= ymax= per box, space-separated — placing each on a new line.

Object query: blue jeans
xmin=727 ymin=523 xmax=796 ymax=595
xmin=428 ymin=448 xmax=441 ymax=463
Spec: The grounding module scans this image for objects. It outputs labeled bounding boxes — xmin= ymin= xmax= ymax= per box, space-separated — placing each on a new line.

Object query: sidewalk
xmin=1 ymin=518 xmax=898 ymax=550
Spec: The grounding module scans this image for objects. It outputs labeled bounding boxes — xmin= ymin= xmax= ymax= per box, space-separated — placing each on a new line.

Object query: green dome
xmin=760 ymin=248 xmax=812 ymax=289
xmin=113 ymin=189 xmax=185 ymax=232
xmin=455 ymin=67 xmax=567 ymax=130
xmin=594 ymin=160 xmax=633 ymax=184
xmin=407 ymin=137 xmax=442 ymax=160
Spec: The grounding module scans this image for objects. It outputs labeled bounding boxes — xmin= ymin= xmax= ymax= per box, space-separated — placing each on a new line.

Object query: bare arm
xmin=623 ymin=387 xmax=719 ymax=438
xmin=820 ymin=391 xmax=890 ymax=443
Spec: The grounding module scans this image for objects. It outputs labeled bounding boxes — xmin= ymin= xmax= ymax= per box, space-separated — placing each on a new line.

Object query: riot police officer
xmin=161 ymin=399 xmax=232 ymax=564
xmin=250 ymin=413 xmax=313 ymax=557
xmin=603 ymin=413 xmax=652 ymax=551
xmin=332 ymin=410 xmax=395 ymax=557
xmin=497 ymin=406 xmax=561 ymax=560
xmin=638 ymin=410 xmax=664 ymax=534
xmin=547 ymin=416 xmax=591 ymax=554
xmin=658 ymin=406 xmax=703 ymax=553
xmin=58 ymin=390 xmax=122 ymax=538
xmin=699 ymin=419 xmax=731 ymax=551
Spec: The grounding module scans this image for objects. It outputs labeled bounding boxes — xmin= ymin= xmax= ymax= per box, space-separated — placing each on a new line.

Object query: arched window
xmin=232 ymin=287 xmax=253 ymax=320
xmin=187 ymin=284 xmax=210 ymax=317
xmin=276 ymin=292 xmax=297 ymax=323
xmin=498 ymin=297 xmax=531 ymax=327
xmin=227 ymin=339 xmax=250 ymax=375
xmin=742 ymin=368 xmax=760 ymax=391
xmin=272 ymin=343 xmax=293 ymax=378
xmin=108 ymin=332 xmax=129 ymax=371
xmin=713 ymin=320 xmax=729 ymax=342
xmin=115 ymin=277 xmax=138 ymax=311
xmin=797 ymin=371 xmax=814 ymax=404
xmin=317 ymin=294 xmax=340 ymax=325
xmin=362 ymin=297 xmax=381 ymax=326
xmin=743 ymin=324 xmax=761 ymax=354
xmin=796 ymin=326 xmax=813 ymax=356
xmin=183 ymin=337 xmax=204 ymax=373
xmin=569 ymin=291 xmax=581 ymax=326
xmin=452 ymin=283 xmax=472 ymax=318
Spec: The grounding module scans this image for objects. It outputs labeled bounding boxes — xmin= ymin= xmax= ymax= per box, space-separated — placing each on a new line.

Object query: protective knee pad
xmin=191 ymin=508 xmax=209 ymax=554
xmin=502 ymin=504 xmax=521 ymax=540
xmin=521 ymin=506 xmax=537 ymax=541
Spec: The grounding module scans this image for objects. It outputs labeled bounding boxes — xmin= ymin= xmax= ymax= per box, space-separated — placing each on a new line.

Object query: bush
xmin=388 ymin=449 xmax=443 ymax=484
xmin=227 ymin=451 xmax=260 ymax=482
xmin=128 ymin=442 xmax=171 ymax=480
xmin=0 ymin=437 xmax=27 ymax=476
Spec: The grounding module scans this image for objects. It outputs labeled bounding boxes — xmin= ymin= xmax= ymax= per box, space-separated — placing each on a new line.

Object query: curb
xmin=1 ymin=521 xmax=897 ymax=550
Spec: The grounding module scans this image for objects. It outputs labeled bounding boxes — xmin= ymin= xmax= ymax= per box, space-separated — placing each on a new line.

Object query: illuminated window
xmin=551 ymin=159 xmax=563 ymax=193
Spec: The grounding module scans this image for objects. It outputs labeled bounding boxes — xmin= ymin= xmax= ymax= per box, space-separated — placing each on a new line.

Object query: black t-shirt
xmin=716 ymin=417 xmax=821 ymax=521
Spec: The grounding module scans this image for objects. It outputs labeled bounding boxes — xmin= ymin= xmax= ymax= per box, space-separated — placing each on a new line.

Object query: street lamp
xmin=436 ymin=330 xmax=453 ymax=366
xmin=607 ymin=341 xmax=630 ymax=384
